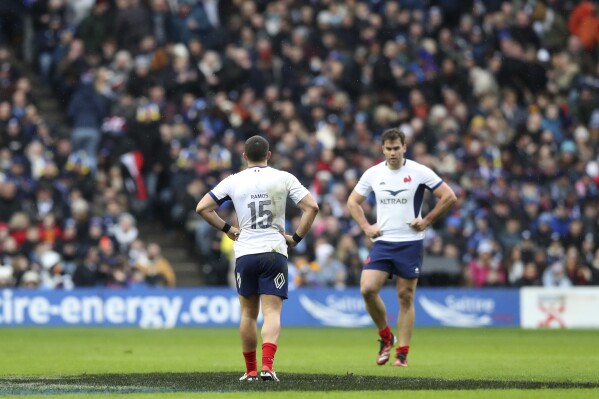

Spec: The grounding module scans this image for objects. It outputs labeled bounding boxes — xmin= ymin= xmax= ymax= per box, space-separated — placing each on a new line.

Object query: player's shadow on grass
xmin=0 ymin=373 xmax=597 ymax=394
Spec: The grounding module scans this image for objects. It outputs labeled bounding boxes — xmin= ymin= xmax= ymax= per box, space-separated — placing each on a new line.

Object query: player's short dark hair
xmin=244 ymin=135 xmax=269 ymax=162
xmin=381 ymin=128 xmax=406 ymax=145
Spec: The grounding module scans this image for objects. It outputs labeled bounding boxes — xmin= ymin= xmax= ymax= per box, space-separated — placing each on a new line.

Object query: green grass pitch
xmin=0 ymin=327 xmax=598 ymax=398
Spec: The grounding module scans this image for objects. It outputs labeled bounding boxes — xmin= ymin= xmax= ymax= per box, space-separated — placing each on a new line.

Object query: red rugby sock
xmin=397 ymin=345 xmax=410 ymax=355
xmin=378 ymin=326 xmax=393 ymax=342
xmin=243 ymin=351 xmax=257 ymax=373
xmin=262 ymin=343 xmax=278 ymax=370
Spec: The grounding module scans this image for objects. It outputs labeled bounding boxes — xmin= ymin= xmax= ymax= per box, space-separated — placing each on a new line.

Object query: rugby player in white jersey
xmin=347 ymin=128 xmax=457 ymax=367
xmin=196 ymin=135 xmax=319 ymax=382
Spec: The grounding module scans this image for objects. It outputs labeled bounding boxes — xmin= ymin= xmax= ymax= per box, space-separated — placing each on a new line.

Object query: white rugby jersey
xmin=354 ymin=159 xmax=442 ymax=242
xmin=209 ymin=166 xmax=310 ymax=258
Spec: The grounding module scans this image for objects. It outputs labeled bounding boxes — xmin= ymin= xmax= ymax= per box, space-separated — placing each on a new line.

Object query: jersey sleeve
xmin=420 ymin=165 xmax=443 ymax=191
xmin=353 ymin=167 xmax=374 ymax=197
xmin=208 ymin=175 xmax=233 ymax=205
xmin=286 ymin=172 xmax=310 ymax=204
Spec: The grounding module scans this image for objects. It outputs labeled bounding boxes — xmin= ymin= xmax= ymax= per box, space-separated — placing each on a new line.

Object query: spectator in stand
xmin=20 ymin=270 xmax=41 ymax=289
xmin=39 ymin=250 xmax=73 ymax=290
xmin=55 ymin=218 xmax=80 ymax=274
xmin=76 ymin=0 xmax=114 ymax=55
xmin=115 ymin=0 xmax=152 ymax=54
xmin=135 ymin=242 xmax=176 ymax=287
xmin=568 ymin=1 xmax=599 ymax=50
xmin=313 ymin=240 xmax=347 ymax=289
xmin=67 ymin=73 xmax=107 ymax=172
xmin=564 ymin=246 xmax=593 ymax=285
xmin=0 ymin=263 xmax=14 ymax=287
xmin=112 ymin=212 xmax=138 ymax=253
xmin=466 ymin=214 xmax=495 ymax=260
xmin=505 ymin=245 xmax=525 ymax=285
xmin=35 ymin=14 xmax=65 ymax=85
xmin=543 ymin=262 xmax=572 ymax=287
xmin=466 ymin=240 xmax=505 ymax=288
xmin=73 ymin=246 xmax=100 ymax=287
xmin=0 ymin=47 xmax=21 ymax=99
xmin=514 ymin=262 xmax=542 ymax=287
xmin=55 ymin=38 xmax=88 ymax=103
xmin=0 ymin=180 xmax=22 ymax=222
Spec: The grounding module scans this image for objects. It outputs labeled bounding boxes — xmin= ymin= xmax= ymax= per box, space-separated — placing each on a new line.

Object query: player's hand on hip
xmin=283 ymin=233 xmax=298 ymax=247
xmin=226 ymin=227 xmax=241 ymax=241
xmin=281 ymin=233 xmax=297 ymax=248
xmin=408 ymin=218 xmax=428 ymax=232
xmin=363 ymin=224 xmax=383 ymax=239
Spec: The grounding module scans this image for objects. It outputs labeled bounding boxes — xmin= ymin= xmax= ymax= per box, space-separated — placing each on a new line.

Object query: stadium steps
xmin=170 ymin=261 xmax=204 ymax=287
xmin=12 ymin=58 xmax=69 ymax=134
xmin=137 ymin=222 xmax=204 ymax=287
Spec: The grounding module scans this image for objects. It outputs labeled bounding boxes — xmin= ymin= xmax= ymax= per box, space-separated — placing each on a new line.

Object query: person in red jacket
xmin=569 ymin=1 xmax=599 ymax=50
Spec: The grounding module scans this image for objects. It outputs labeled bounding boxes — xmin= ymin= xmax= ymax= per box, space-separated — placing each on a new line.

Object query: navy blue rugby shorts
xmin=235 ymin=252 xmax=288 ymax=299
xmin=363 ymin=240 xmax=424 ymax=279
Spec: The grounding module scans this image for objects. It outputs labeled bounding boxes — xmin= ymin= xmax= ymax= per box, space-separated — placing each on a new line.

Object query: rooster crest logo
xmin=403 ymin=175 xmax=412 ymax=183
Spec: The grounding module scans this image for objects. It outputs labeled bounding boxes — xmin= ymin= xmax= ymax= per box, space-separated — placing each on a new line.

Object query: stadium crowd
xmin=0 ymin=0 xmax=599 ymax=290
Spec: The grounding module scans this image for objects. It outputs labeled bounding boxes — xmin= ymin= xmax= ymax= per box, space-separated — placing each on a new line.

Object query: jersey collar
xmin=384 ymin=159 xmax=407 ymax=169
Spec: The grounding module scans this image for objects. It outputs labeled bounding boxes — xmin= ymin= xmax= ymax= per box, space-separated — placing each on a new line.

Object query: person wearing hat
xmin=533 ymin=212 xmax=554 ymax=248
xmin=20 ymin=270 xmax=41 ymax=289
xmin=543 ymin=262 xmax=572 ymax=287
xmin=0 ymin=264 xmax=14 ymax=287
xmin=40 ymin=250 xmax=74 ymax=290
xmin=467 ymin=240 xmax=505 ymax=288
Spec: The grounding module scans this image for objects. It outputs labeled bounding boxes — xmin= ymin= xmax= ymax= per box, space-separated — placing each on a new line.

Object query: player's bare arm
xmin=283 ymin=193 xmax=319 ymax=247
xmin=409 ymin=183 xmax=457 ymax=232
xmin=347 ymin=190 xmax=383 ymax=238
xmin=195 ymin=194 xmax=240 ymax=241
